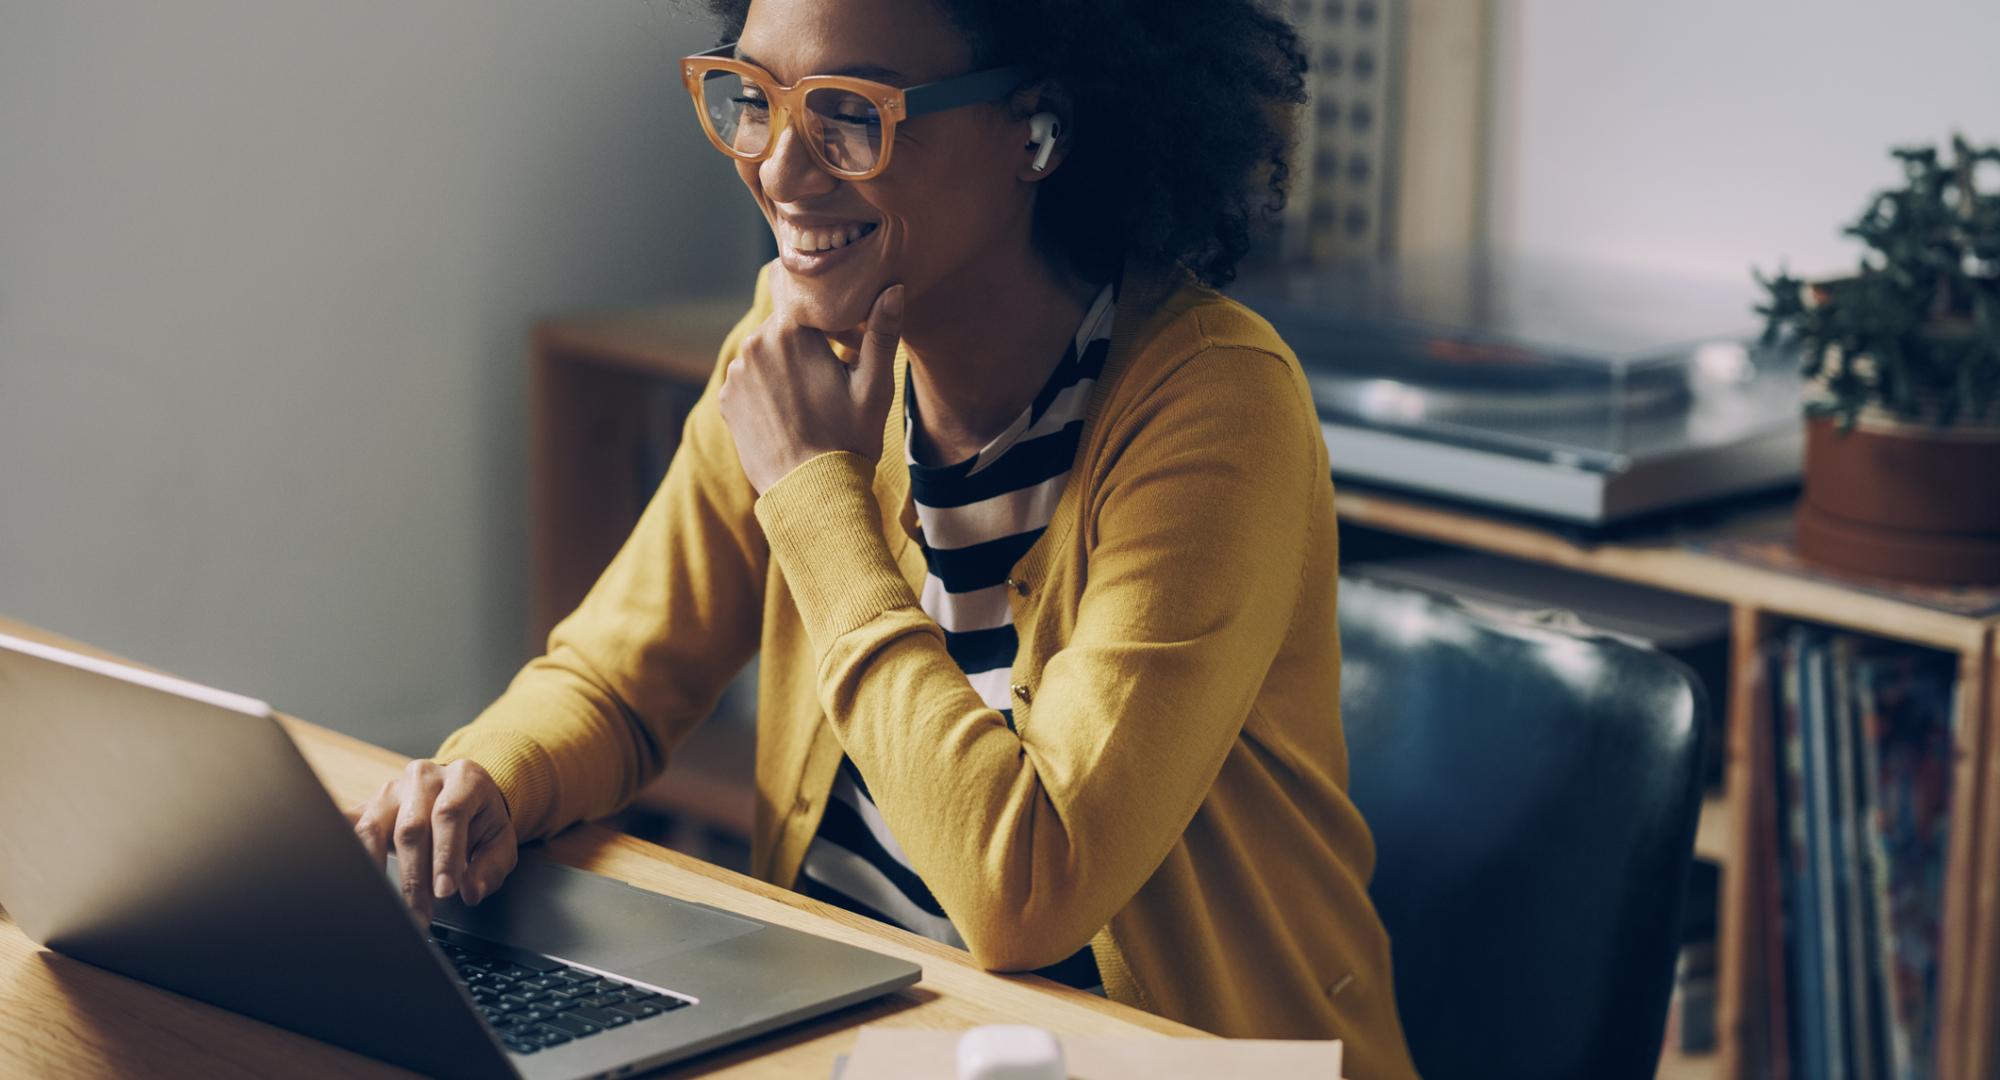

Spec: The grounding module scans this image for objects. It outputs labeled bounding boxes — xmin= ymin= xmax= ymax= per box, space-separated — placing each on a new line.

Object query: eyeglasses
xmin=680 ymin=43 xmax=1029 ymax=181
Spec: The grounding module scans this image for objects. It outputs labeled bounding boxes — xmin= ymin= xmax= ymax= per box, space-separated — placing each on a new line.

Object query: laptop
xmin=0 ymin=632 xmax=921 ymax=1079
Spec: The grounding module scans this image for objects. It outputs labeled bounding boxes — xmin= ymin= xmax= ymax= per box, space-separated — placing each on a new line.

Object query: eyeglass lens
xmin=699 ymin=70 xmax=885 ymax=174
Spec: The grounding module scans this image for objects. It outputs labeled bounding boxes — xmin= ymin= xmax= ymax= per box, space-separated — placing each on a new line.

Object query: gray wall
xmin=0 ymin=2 xmax=762 ymax=755
xmin=1487 ymin=0 xmax=2000 ymax=280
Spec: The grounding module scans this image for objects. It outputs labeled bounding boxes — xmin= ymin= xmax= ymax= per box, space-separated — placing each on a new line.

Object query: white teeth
xmin=782 ymin=221 xmax=873 ymax=254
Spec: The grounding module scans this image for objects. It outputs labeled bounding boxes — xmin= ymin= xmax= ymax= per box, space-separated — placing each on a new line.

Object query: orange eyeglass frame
xmin=680 ymin=42 xmax=1030 ymax=181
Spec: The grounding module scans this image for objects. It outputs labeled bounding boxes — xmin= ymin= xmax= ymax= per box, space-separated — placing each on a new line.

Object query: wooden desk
xmin=0 ymin=618 xmax=1199 ymax=1079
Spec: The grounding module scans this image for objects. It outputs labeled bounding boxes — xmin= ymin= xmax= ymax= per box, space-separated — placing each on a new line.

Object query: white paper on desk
xmin=838 ymin=1026 xmax=1342 ymax=1079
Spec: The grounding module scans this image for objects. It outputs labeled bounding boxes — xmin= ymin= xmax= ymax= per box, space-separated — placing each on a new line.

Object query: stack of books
xmin=1763 ymin=628 xmax=1956 ymax=1079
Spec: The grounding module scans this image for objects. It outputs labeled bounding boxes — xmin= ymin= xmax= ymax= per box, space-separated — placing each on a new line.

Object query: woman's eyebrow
xmin=736 ymin=49 xmax=907 ymax=83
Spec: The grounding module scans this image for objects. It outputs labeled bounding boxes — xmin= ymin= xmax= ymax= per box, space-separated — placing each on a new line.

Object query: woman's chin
xmin=779 ymin=273 xmax=880 ymax=334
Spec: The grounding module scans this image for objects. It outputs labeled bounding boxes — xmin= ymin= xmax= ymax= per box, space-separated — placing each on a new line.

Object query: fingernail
xmin=434 ymin=873 xmax=453 ymax=899
xmin=467 ymin=882 xmax=485 ymax=905
xmin=884 ymin=285 xmax=905 ymax=317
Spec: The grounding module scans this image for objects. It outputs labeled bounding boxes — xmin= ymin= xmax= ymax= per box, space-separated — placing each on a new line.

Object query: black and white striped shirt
xmin=796 ymin=280 xmax=1118 ymax=991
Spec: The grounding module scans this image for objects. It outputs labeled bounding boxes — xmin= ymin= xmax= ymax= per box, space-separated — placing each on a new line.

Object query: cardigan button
xmin=1010 ymin=683 xmax=1032 ymax=704
xmin=1005 ymin=577 xmax=1030 ymax=597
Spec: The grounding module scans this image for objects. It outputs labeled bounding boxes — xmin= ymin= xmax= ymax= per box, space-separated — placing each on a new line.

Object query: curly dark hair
xmin=698 ymin=0 xmax=1308 ymax=288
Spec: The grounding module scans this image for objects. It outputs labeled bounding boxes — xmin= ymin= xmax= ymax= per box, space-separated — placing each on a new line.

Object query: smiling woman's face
xmin=734 ymin=0 xmax=1035 ymax=332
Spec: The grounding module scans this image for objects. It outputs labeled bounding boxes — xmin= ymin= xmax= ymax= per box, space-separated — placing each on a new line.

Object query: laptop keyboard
xmin=429 ymin=926 xmax=692 ymax=1057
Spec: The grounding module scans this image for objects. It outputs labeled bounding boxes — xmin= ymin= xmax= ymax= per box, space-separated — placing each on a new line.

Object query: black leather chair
xmin=1338 ymin=575 xmax=1709 ymax=1080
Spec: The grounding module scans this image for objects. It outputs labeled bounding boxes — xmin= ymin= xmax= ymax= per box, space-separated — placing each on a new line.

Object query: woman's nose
xmin=760 ymin=121 xmax=837 ymax=204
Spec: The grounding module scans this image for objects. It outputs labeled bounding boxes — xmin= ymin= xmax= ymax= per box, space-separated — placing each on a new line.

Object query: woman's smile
xmin=776 ymin=215 xmax=881 ymax=276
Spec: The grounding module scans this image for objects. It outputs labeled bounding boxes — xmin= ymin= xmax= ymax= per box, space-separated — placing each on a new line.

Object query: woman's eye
xmin=732 ymin=96 xmax=769 ymax=111
xmin=831 ymin=113 xmax=880 ymax=127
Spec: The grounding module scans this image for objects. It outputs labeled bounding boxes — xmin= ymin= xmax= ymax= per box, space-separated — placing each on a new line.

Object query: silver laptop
xmin=0 ymin=632 xmax=920 ymax=1079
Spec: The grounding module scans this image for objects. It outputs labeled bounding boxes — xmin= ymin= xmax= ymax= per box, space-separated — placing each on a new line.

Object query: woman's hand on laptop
xmin=345 ymin=758 xmax=518 ymax=923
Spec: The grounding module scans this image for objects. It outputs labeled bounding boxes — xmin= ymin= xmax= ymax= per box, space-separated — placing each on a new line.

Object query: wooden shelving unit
xmin=1336 ymin=487 xmax=2000 ymax=1080
xmin=527 ymin=299 xmax=2000 ymax=1078
xmin=528 ymin=297 xmax=759 ymax=865
xmin=528 ymin=298 xmax=746 ymax=645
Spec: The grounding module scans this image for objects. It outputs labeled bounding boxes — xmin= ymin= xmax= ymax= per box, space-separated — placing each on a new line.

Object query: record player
xmin=1229 ymin=254 xmax=1805 ymax=527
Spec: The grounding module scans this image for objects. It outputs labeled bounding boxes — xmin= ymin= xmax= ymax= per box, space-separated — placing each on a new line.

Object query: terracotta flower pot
xmin=1796 ymin=412 xmax=2000 ymax=584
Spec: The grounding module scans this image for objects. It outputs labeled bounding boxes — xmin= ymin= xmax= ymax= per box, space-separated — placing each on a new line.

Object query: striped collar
xmin=902 ymin=280 xmax=1117 ymax=479
xmin=868 ymin=260 xmax=1193 ymax=551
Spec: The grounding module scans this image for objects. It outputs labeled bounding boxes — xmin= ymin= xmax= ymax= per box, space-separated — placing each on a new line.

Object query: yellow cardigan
xmin=437 ymin=262 xmax=1419 ymax=1079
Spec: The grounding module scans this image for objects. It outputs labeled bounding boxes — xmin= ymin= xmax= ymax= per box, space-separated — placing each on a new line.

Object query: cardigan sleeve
xmin=753 ymin=345 xmax=1322 ymax=970
xmin=432 ymin=268 xmax=776 ymax=841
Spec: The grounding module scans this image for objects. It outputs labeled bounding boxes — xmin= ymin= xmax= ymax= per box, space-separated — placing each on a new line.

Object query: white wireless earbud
xmin=1026 ymin=112 xmax=1061 ymax=172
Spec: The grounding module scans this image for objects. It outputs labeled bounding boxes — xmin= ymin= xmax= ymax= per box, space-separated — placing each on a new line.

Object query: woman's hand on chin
xmin=718 ymin=271 xmax=905 ymax=496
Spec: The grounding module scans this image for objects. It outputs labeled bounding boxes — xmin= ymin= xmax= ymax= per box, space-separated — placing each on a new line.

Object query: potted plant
xmin=1756 ymin=134 xmax=2000 ymax=585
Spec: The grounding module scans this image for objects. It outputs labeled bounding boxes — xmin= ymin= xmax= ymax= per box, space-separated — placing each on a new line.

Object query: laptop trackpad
xmin=425 ymin=852 xmax=761 ymax=970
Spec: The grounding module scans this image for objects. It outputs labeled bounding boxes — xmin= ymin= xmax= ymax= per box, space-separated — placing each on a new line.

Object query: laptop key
xmin=569 ymin=1007 xmax=632 ymax=1028
xmin=609 ymin=1002 xmax=663 ymax=1019
xmin=527 ymin=1026 xmax=574 ymax=1046
xmin=577 ymin=994 xmax=623 ymax=1009
xmin=543 ymin=1015 xmax=600 ymax=1037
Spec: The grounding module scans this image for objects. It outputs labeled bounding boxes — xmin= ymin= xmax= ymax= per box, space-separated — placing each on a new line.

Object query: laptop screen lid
xmin=0 ymin=632 xmax=515 ymax=1080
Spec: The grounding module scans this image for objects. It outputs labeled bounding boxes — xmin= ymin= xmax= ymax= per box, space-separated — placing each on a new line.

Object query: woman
xmin=350 ymin=0 xmax=1418 ymax=1073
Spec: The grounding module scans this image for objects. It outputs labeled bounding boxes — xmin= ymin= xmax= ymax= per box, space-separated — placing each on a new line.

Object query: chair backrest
xmin=1338 ymin=575 xmax=1709 ymax=1080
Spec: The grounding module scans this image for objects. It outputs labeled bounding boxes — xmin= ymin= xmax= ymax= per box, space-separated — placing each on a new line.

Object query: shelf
xmin=1335 ymin=487 xmax=1996 ymax=652
xmin=536 ymin=298 xmax=746 ymax=380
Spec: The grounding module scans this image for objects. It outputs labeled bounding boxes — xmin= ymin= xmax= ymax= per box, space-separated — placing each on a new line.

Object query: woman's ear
xmin=1011 ymin=83 xmax=1074 ymax=182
